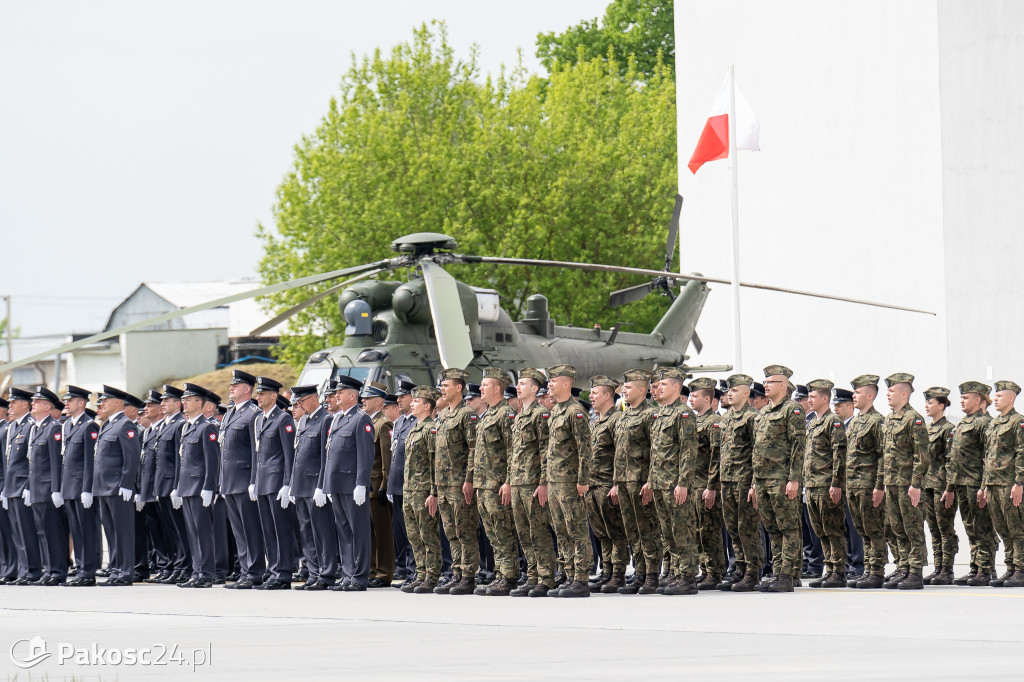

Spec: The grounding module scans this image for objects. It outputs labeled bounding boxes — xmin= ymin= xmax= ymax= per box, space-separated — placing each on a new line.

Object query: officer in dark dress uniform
xmin=154 ymin=385 xmax=190 ymax=583
xmin=60 ymin=385 xmax=101 ymax=586
xmin=27 ymin=386 xmax=68 ymax=585
xmin=3 ymin=387 xmax=42 ymax=584
xmin=251 ymin=377 xmax=296 ymax=590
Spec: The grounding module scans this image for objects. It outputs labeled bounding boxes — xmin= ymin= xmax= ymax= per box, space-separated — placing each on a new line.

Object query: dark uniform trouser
xmin=847 ymin=488 xmax=887 ymax=574
xmin=722 ymin=481 xmax=763 ymax=576
xmin=295 ymin=497 xmax=339 ymax=580
xmin=155 ymin=498 xmax=191 ymax=573
xmin=885 ymin=485 xmax=925 ymax=571
xmin=437 ymin=487 xmax=479 ymax=579
xmin=922 ymin=487 xmax=958 ymax=567
xmin=546 ymin=482 xmax=593 ymax=582
xmin=32 ymin=501 xmax=68 ymax=580
xmin=806 ymin=489 xmax=847 ymax=575
xmin=694 ymin=486 xmax=726 ymax=576
xmin=257 ymin=494 xmax=294 ymax=581
xmin=584 ymin=485 xmax=629 ymax=574
xmin=403 ymin=490 xmax=442 ymax=582
xmin=476 ymin=489 xmax=518 ymax=580
xmin=510 ymin=485 xmax=556 ymax=587
xmin=956 ymin=484 xmax=996 ymax=573
xmin=223 ymin=492 xmax=266 ymax=580
xmin=9 ymin=499 xmax=42 ymax=580
xmin=133 ymin=506 xmax=150 ymax=575
xmin=142 ymin=503 xmax=169 ymax=573
xmin=0 ymin=507 xmax=21 ymax=579
xmin=391 ymin=494 xmax=416 ymax=579
xmin=755 ymin=480 xmax=801 ymax=577
xmin=652 ymin=489 xmax=697 ymax=578
xmin=986 ymin=486 xmax=1024 ymax=570
xmin=213 ymin=498 xmax=230 ymax=579
xmin=98 ymin=495 xmax=135 ymax=579
xmin=182 ymin=496 xmax=215 ymax=580
xmin=615 ymin=481 xmax=662 ymax=577
xmin=331 ymin=492 xmax=371 ymax=586
xmin=368 ymin=493 xmax=395 ymax=580
xmin=64 ymin=498 xmax=99 ymax=578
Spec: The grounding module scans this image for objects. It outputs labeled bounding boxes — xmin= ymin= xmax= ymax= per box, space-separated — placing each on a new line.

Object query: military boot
xmin=897 ymin=571 xmax=924 ymax=590
xmin=767 ymin=573 xmax=794 ymax=592
xmin=601 ymin=573 xmax=625 ymax=593
xmin=433 ymin=575 xmax=460 ymax=594
xmin=855 ymin=572 xmax=884 ymax=589
xmin=953 ymin=568 xmax=976 ymax=586
xmin=413 ymin=580 xmax=437 ymax=593
xmin=510 ymin=581 xmax=534 ymax=597
xmin=930 ymin=567 xmax=954 ymax=585
xmin=663 ymin=575 xmax=698 ymax=596
xmin=527 ymin=583 xmax=551 ymax=597
xmin=485 ymin=576 xmax=513 ymax=596
xmin=656 ymin=573 xmax=675 ymax=594
xmin=448 ymin=577 xmax=476 ymax=595
xmin=967 ymin=570 xmax=991 ymax=586
xmin=883 ymin=568 xmax=908 ymax=589
xmin=884 ymin=566 xmax=904 ymax=582
xmin=809 ymin=571 xmax=831 ymax=588
xmin=991 ymin=565 xmax=1015 ymax=587
xmin=637 ymin=573 xmax=660 ymax=595
xmin=473 ymin=581 xmax=490 ymax=595
xmin=401 ymin=579 xmax=421 ymax=593
xmin=1001 ymin=570 xmax=1024 ymax=587
xmin=697 ymin=573 xmax=721 ymax=591
xmin=589 ymin=572 xmax=611 ymax=593
xmin=617 ymin=574 xmax=643 ymax=594
xmin=559 ymin=580 xmax=590 ymax=598
xmin=728 ymin=572 xmax=758 ymax=592
xmin=754 ymin=575 xmax=776 ymax=592
xmin=923 ymin=563 xmax=942 ymax=582
xmin=821 ymin=571 xmax=848 ymax=588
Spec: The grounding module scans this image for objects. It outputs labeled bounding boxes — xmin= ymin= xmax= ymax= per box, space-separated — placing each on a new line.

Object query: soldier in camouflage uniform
xmin=687 ymin=377 xmax=726 ymax=589
xmin=880 ymin=373 xmax=930 ymax=590
xmin=845 ymin=375 xmax=888 ymax=588
xmin=981 ymin=380 xmax=1024 ymax=587
xmin=585 ymin=375 xmax=629 ymax=593
xmin=803 ymin=380 xmax=848 ymax=588
xmin=466 ymin=367 xmax=519 ymax=596
xmin=610 ymin=369 xmax=663 ymax=594
xmin=921 ymin=387 xmax=957 ymax=585
xmin=432 ymin=368 xmax=481 ymax=595
xmin=543 ymin=364 xmax=593 ymax=598
xmin=752 ymin=364 xmax=805 ymax=593
xmin=941 ymin=381 xmax=996 ymax=586
xmin=400 ymin=387 xmax=442 ymax=593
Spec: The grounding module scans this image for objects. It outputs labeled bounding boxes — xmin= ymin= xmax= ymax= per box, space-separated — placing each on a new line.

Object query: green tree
xmin=536 ymin=0 xmax=674 ymax=79
xmin=258 ymin=22 xmax=678 ymax=368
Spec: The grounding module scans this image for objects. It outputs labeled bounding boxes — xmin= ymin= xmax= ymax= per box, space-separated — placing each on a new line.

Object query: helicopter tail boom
xmin=651 ymin=278 xmax=710 ymax=356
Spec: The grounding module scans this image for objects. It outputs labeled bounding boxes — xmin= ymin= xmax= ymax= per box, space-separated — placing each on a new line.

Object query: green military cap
xmin=621 ymin=368 xmax=654 ymax=383
xmin=787 ymin=381 xmax=796 ymax=394
xmin=656 ymin=367 xmax=687 ymax=382
xmin=688 ymin=376 xmax=716 ymax=391
xmin=763 ymin=364 xmax=793 ymax=378
xmin=519 ymin=368 xmax=546 ymax=384
xmin=851 ymin=374 xmax=879 ymax=389
xmin=994 ymin=380 xmax=1021 ymax=395
xmin=481 ymin=367 xmax=511 ymax=386
xmin=589 ymin=375 xmax=619 ymax=389
xmin=726 ymin=373 xmax=754 ymax=388
xmin=411 ymin=385 xmax=441 ymax=401
xmin=924 ymin=386 xmax=951 ymax=400
xmin=884 ymin=373 xmax=914 ymax=389
xmin=438 ymin=367 xmax=470 ymax=383
xmin=547 ymin=364 xmax=577 ymax=379
xmin=957 ymin=381 xmax=989 ymax=397
xmin=807 ymin=379 xmax=834 ymax=393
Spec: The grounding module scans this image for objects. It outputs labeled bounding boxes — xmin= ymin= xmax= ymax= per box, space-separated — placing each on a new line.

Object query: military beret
xmin=143 ymin=389 xmax=162 ymax=405
xmin=517 ymin=368 xmax=544 ymax=385
xmin=359 ymin=380 xmax=388 ymax=399
xmin=924 ymin=386 xmax=951 ymax=400
xmin=679 ymin=384 xmax=691 ymax=398
xmin=656 ymin=367 xmax=687 ymax=382
xmin=751 ymin=382 xmax=766 ymax=398
xmin=832 ymin=388 xmax=854 ymax=403
xmin=333 ymin=375 xmax=363 ymax=392
xmin=412 ymin=385 xmax=441 ymax=401
xmin=787 ymin=381 xmax=796 ymax=394
xmin=291 ymin=385 xmax=319 ymax=400
xmin=885 ymin=373 xmax=915 ymax=389
xmin=503 ymin=385 xmax=518 ymax=400
xmin=688 ymin=377 xmax=716 ymax=392
xmin=180 ymin=383 xmax=208 ymax=399
xmin=621 ymin=368 xmax=654 ymax=384
xmin=994 ymin=380 xmax=1021 ymax=395
xmin=763 ymin=364 xmax=794 ymax=379
xmin=482 ymin=367 xmax=511 ymax=386
xmin=32 ymin=386 xmax=64 ymax=409
xmin=589 ymin=375 xmax=619 ymax=389
xmin=957 ymin=381 xmax=989 ymax=397
xmin=395 ymin=380 xmax=416 ymax=396
xmin=807 ymin=379 xmax=834 ymax=394
xmin=229 ymin=370 xmax=256 ymax=386
xmin=254 ymin=376 xmax=283 ymax=394
xmin=161 ymin=384 xmax=184 ymax=400
xmin=96 ymin=385 xmax=131 ymax=403
xmin=7 ymin=387 xmax=32 ymax=402
xmin=793 ymin=384 xmax=810 ymax=399
xmin=851 ymin=374 xmax=879 ymax=389
xmin=63 ymin=385 xmax=91 ymax=402
xmin=438 ymin=368 xmax=470 ymax=384
xmin=727 ymin=374 xmax=754 ymax=388
xmin=547 ymin=364 xmax=578 ymax=379
xmin=465 ymin=383 xmax=482 ymax=399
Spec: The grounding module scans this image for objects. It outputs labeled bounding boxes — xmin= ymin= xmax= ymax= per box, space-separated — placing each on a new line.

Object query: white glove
xmin=119 ymin=487 xmax=132 ymax=502
xmin=201 ymin=490 xmax=213 ymax=507
xmin=387 ymin=493 xmax=394 ymax=503
xmin=247 ymin=483 xmax=257 ymax=502
xmin=353 ymin=485 xmax=366 ymax=506
xmin=23 ymin=489 xmax=31 ymax=506
xmin=171 ymin=491 xmax=183 ymax=510
xmin=81 ymin=492 xmax=94 ymax=509
xmin=134 ymin=494 xmax=144 ymax=512
xmin=313 ymin=488 xmax=327 ymax=507
xmin=1 ymin=496 xmax=7 ymax=510
xmin=52 ymin=491 xmax=64 ymax=508
xmin=288 ymin=495 xmax=295 ymax=504
xmin=277 ymin=485 xmax=290 ymax=509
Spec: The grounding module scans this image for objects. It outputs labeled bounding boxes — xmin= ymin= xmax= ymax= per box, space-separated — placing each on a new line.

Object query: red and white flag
xmin=688 ymin=75 xmax=760 ymax=174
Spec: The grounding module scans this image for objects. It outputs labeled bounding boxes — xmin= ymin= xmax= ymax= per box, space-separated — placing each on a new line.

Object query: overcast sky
xmin=0 ymin=0 xmax=609 ymax=337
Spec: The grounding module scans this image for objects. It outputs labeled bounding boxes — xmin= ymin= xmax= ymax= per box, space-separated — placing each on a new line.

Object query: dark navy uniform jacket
xmin=253 ymin=406 xmax=295 ymax=496
xmin=291 ymin=407 xmax=329 ymax=498
xmin=138 ymin=422 xmax=161 ymax=501
xmin=92 ymin=412 xmax=141 ymax=496
xmin=61 ymin=414 xmax=98 ymax=499
xmin=154 ymin=413 xmax=185 ymax=498
xmin=319 ymin=406 xmax=374 ymax=495
xmin=0 ymin=421 xmax=8 ymax=495
xmin=219 ymin=400 xmax=260 ymax=495
xmin=2 ymin=416 xmax=33 ymax=497
xmin=175 ymin=415 xmax=220 ymax=497
xmin=28 ymin=415 xmax=62 ymax=497
xmin=388 ymin=413 xmax=417 ymax=496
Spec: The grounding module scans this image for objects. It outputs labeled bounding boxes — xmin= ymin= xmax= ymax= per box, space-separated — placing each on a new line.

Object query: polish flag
xmin=687 ymin=75 xmax=760 ymax=174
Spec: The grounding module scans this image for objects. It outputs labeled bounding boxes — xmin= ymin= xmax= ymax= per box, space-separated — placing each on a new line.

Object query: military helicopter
xmin=0 ymin=195 xmax=930 ymax=395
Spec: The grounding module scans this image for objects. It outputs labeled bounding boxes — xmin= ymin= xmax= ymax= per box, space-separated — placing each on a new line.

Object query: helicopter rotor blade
xmin=470 ymin=256 xmax=935 ymax=316
xmin=664 ymin=194 xmax=683 ymax=271
xmin=608 ymin=282 xmax=655 ymax=309
xmin=421 ymin=260 xmax=474 ymax=370
xmin=691 ymin=331 xmax=703 ymax=354
xmin=0 ymin=260 xmax=392 ymax=374
xmin=249 ymin=268 xmax=385 ymax=336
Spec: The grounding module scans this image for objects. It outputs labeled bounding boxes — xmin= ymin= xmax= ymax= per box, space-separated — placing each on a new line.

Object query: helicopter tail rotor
xmin=609 ymin=194 xmax=683 ymax=308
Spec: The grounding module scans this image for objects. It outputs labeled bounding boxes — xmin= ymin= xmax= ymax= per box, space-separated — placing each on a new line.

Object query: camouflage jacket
xmin=433 ymin=401 xmax=478 ymax=489
xmin=846 ymin=407 xmax=884 ymax=490
xmin=881 ymin=404 xmax=929 ymax=488
xmin=982 ymin=408 xmax=1024 ymax=488
xmin=544 ymin=397 xmax=591 ymax=486
xmin=403 ymin=416 xmax=437 ymax=495
xmin=694 ymin=409 xmax=721 ymax=491
xmin=945 ymin=410 xmax=991 ymax=491
xmin=720 ymin=403 xmax=758 ymax=488
xmin=469 ymin=400 xmax=513 ymax=489
xmin=589 ymin=409 xmax=620 ymax=488
xmin=803 ymin=408 xmax=846 ymax=489
xmin=753 ymin=398 xmax=805 ymax=482
xmin=648 ymin=399 xmax=698 ymax=490
xmin=613 ymin=403 xmax=656 ymax=483
xmin=923 ymin=416 xmax=955 ymax=490
xmin=509 ymin=400 xmax=549 ymax=486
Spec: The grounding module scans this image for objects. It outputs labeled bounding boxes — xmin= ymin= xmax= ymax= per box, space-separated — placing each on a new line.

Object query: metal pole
xmin=728 ymin=65 xmax=743 ymax=372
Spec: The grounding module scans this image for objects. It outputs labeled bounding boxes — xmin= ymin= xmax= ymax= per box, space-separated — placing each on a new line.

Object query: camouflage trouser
xmin=885 ymin=485 xmax=925 ymax=571
xmin=922 ymin=487 xmax=958 ymax=567
xmin=615 ymin=481 xmax=663 ymax=577
xmin=754 ymin=480 xmax=801 ymax=575
xmin=653 ymin=488 xmax=697 ymax=578
xmin=986 ymin=486 xmax=1024 ymax=570
xmin=694 ymin=486 xmax=726 ymax=575
xmin=510 ymin=485 xmax=556 ymax=587
xmin=546 ymin=482 xmax=593 ymax=582
xmin=955 ymin=485 xmax=996 ymax=572
xmin=585 ymin=485 xmax=629 ymax=574
xmin=806 ymin=488 xmax=848 ymax=574
xmin=722 ymin=481 xmax=764 ymax=575
xmin=403 ymin=490 xmax=441 ymax=582
xmin=437 ymin=487 xmax=480 ymax=578
xmin=848 ymin=488 xmax=887 ymax=574
xmin=476 ymin=488 xmax=519 ymax=580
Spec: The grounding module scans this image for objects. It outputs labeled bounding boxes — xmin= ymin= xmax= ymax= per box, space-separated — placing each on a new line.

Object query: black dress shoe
xmin=231 ymin=578 xmax=256 ymax=590
xmin=101 ymin=577 xmax=133 ymax=587
xmin=69 ymin=577 xmax=96 ymax=587
xmin=328 ymin=581 xmax=348 ymax=591
xmin=13 ymin=577 xmax=34 ymax=586
xmin=96 ymin=568 xmax=111 ymax=578
xmin=367 ymin=578 xmax=389 ymax=588
xmin=259 ymin=578 xmax=291 ymax=590
xmin=342 ymin=583 xmax=366 ymax=591
xmin=226 ymin=571 xmax=240 ymax=581
xmin=192 ymin=579 xmax=213 ymax=588
xmin=213 ymin=577 xmax=226 ymax=585
xmin=305 ymin=580 xmax=331 ymax=591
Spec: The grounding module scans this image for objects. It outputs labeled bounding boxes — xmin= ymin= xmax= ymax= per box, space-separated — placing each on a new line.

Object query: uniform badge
xmin=541 ymin=413 xmax=549 ymax=419
xmin=91 ymin=432 xmax=98 ymax=440
xmin=430 ymin=429 xmax=437 ymax=434
xmin=388 ymin=429 xmax=393 ymax=438
xmin=681 ymin=413 xmax=690 ymax=418
xmin=285 ymin=424 xmax=294 ymax=434
xmin=575 ymin=413 xmax=585 ymax=419
xmin=54 ymin=433 xmax=61 ymax=441
xmin=365 ymin=424 xmax=372 ymax=433
xmin=127 ymin=430 xmax=135 ymax=439
xmin=794 ymin=409 xmax=802 ymax=415
xmin=469 ymin=415 xmax=478 ymax=421
xmin=209 ymin=432 xmax=217 ymax=441
xmin=833 ymin=422 xmax=841 ymax=428
xmin=914 ymin=419 xmax=923 ymax=425
xmin=713 ymin=423 xmax=720 ymax=428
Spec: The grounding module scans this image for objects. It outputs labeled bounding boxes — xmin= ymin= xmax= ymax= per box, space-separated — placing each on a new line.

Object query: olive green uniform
xmin=803 ymin=408 xmax=847 ymax=576
xmin=403 ymin=417 xmax=441 ymax=582
xmin=544 ymin=397 xmax=594 ymax=583
xmin=694 ymin=409 xmax=725 ymax=577
xmin=982 ymin=408 xmax=1024 ymax=571
xmin=587 ymin=409 xmax=628 ymax=575
xmin=720 ymin=403 xmax=763 ymax=576
xmin=881 ymin=405 xmax=930 ymax=572
xmin=846 ymin=407 xmax=888 ymax=575
xmin=946 ymin=411 xmax=996 ymax=574
xmin=648 ymin=399 xmax=699 ymax=579
xmin=434 ymin=402 xmax=480 ymax=580
xmin=753 ymin=398 xmax=806 ymax=577
xmin=509 ymin=399 xmax=556 ymax=588
xmin=469 ymin=400 xmax=519 ymax=580
xmin=922 ymin=416 xmax=957 ymax=569
xmin=614 ymin=404 xmax=663 ymax=577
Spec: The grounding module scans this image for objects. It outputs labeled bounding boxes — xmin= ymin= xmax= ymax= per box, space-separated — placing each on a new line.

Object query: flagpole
xmin=727 ymin=64 xmax=742 ymax=372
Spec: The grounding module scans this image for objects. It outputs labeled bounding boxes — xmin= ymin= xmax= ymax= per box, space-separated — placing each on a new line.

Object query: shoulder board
xmin=248 ymin=403 xmax=261 ymax=411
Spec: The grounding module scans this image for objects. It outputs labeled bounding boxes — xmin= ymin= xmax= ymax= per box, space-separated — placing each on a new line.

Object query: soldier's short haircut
xmin=661 ymin=376 xmax=684 ymax=390
xmin=420 ymin=397 xmax=437 ymax=410
xmin=521 ymin=377 xmax=542 ymax=389
xmin=810 ymin=388 xmax=831 ymax=400
xmin=861 ymin=384 xmax=878 ymax=398
xmin=443 ymin=378 xmax=466 ymax=390
xmin=591 ymin=384 xmax=615 ymax=397
xmin=693 ymin=387 xmax=714 ymax=399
